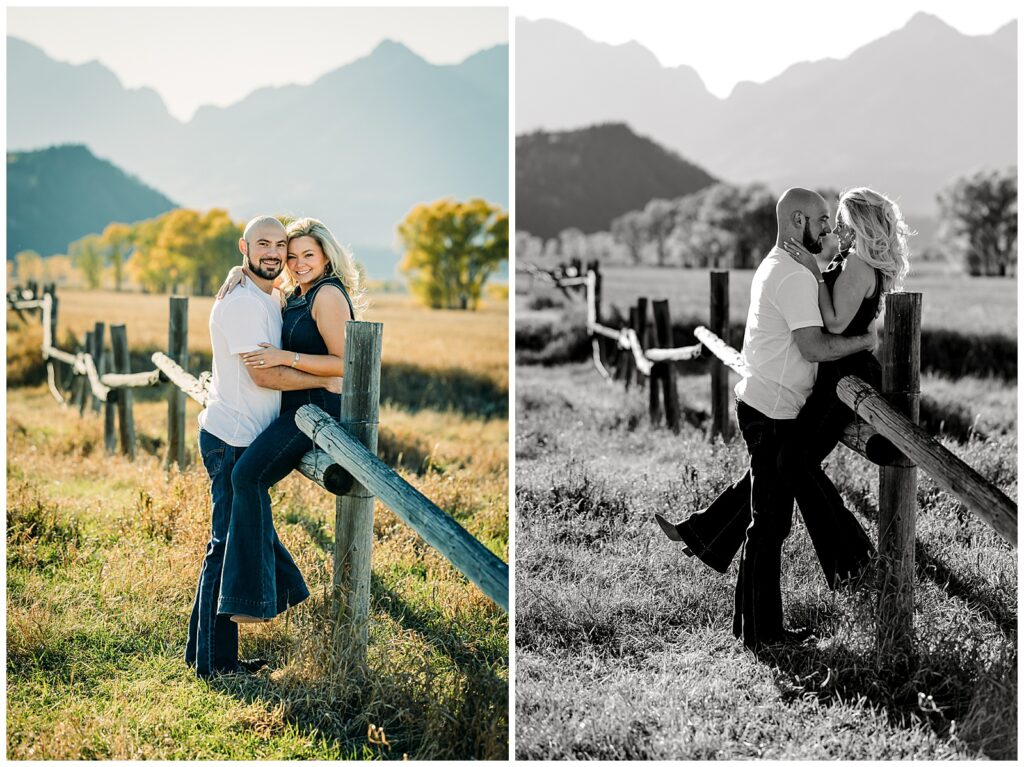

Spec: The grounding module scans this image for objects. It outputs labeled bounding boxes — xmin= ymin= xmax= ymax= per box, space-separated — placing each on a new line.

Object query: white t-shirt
xmin=198 ymin=282 xmax=283 ymax=446
xmin=734 ymin=247 xmax=823 ymax=419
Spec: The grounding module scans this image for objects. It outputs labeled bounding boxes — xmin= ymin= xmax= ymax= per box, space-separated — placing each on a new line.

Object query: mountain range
xmin=517 ymin=123 xmax=716 ymax=238
xmin=8 ymin=37 xmax=509 ymax=255
xmin=7 ymin=145 xmax=176 ymax=259
xmin=516 ymin=14 xmax=1017 ymax=217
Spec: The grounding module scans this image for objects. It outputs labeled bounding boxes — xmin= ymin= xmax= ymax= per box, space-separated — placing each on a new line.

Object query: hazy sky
xmin=516 ymin=1 xmax=1018 ymax=98
xmin=6 ymin=6 xmax=509 ymax=121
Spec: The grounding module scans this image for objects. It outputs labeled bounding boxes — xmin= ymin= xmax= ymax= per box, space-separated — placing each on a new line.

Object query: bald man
xmin=663 ymin=189 xmax=876 ymax=651
xmin=185 ymin=216 xmax=342 ymax=679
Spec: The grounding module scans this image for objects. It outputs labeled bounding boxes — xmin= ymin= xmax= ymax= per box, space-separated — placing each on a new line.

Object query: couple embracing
xmin=657 ymin=186 xmax=912 ymax=651
xmin=185 ymin=215 xmax=365 ymax=678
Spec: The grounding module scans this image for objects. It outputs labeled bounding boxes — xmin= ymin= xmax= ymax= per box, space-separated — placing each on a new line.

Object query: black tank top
xmin=821 ymin=251 xmax=881 ymax=336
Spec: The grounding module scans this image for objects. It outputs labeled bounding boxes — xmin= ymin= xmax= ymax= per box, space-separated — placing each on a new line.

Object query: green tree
xmin=398 ymin=198 xmax=508 ymax=310
xmin=99 ymin=222 xmax=133 ymax=291
xmin=938 ymin=167 xmax=1017 ymax=276
xmin=69 ymin=234 xmax=105 ymax=289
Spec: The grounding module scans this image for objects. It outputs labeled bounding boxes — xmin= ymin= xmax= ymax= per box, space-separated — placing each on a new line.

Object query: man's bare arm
xmin=247 ymin=364 xmax=341 ymax=392
xmin=792 ymin=326 xmax=875 ymax=363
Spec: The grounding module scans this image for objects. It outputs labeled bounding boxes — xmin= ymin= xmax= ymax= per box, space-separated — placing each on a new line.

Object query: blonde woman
xmin=216 ymin=217 xmax=365 ymax=623
xmin=658 ymin=188 xmax=912 ymax=594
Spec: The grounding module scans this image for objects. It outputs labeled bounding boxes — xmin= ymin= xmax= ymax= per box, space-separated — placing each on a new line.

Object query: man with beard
xmin=659 ymin=189 xmax=875 ymax=651
xmin=185 ymin=215 xmax=341 ymax=679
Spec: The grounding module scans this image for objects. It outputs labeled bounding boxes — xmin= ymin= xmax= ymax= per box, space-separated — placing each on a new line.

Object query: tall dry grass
xmin=515 ymin=363 xmax=1016 ymax=760
xmin=6 ymin=288 xmax=509 ymax=759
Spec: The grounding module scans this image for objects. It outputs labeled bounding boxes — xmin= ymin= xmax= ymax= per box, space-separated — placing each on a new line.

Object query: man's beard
xmin=802 ymin=220 xmax=823 ymax=254
xmin=245 ymin=253 xmax=283 ymax=280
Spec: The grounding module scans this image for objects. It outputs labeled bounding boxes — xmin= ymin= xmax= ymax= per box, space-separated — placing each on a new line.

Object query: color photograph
xmin=6 ymin=6 xmax=509 ymax=760
xmin=514 ymin=1 xmax=1016 ymax=759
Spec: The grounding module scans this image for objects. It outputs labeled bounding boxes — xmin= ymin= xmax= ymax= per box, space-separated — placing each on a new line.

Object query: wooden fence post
xmin=652 ymin=300 xmax=680 ymax=432
xmin=103 ymin=348 xmax=118 ymax=453
xmin=623 ymin=306 xmax=637 ymax=389
xmin=165 ymin=296 xmax=188 ymax=470
xmin=877 ymin=292 xmax=922 ymax=663
xmin=79 ymin=331 xmax=94 ymax=417
xmin=110 ymin=324 xmax=137 ymax=460
xmin=91 ymin=322 xmax=105 ymax=413
xmin=588 ymin=261 xmax=608 ymax=371
xmin=635 ymin=298 xmax=648 ymax=389
xmin=709 ymin=270 xmax=733 ymax=441
xmin=334 ymin=320 xmax=384 ymax=669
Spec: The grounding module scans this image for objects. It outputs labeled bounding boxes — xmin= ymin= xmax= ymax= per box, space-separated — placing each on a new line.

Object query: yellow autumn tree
xmin=98 ymin=222 xmax=134 ymax=292
xmin=397 ymin=198 xmax=508 ymax=310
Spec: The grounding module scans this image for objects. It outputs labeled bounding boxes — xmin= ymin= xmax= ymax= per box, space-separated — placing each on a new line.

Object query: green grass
xmin=514 ymin=363 xmax=1016 ymax=760
xmin=7 ymin=375 xmax=508 ymax=759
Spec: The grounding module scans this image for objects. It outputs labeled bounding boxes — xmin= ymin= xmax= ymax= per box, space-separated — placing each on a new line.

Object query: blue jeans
xmin=675 ymin=393 xmax=875 ymax=588
xmin=218 ymin=410 xmax=312 ymax=619
xmin=185 ymin=429 xmax=243 ymax=678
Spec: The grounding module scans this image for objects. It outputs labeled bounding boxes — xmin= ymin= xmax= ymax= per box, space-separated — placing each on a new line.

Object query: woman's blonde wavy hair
xmin=837 ymin=187 xmax=913 ymax=296
xmin=281 ymin=217 xmax=367 ymax=318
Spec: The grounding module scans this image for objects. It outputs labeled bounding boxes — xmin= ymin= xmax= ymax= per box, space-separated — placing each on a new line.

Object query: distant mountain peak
xmin=368 ymin=38 xmax=424 ymax=64
xmin=901 ymin=11 xmax=959 ymax=35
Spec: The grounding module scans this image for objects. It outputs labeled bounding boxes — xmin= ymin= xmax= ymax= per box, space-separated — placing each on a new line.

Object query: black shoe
xmin=654 ymin=513 xmax=684 ymax=541
xmin=668 ymin=517 xmax=732 ymax=574
xmin=211 ymin=657 xmax=270 ymax=676
xmin=751 ymin=626 xmax=816 ymax=650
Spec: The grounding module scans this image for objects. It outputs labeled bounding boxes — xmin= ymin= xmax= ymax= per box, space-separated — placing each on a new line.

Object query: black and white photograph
xmin=514 ymin=1 xmax=1017 ymax=759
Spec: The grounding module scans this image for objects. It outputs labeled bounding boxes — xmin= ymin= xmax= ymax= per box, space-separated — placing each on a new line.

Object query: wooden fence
xmin=8 ymin=284 xmax=509 ymax=665
xmin=528 ymin=262 xmax=1017 ymax=657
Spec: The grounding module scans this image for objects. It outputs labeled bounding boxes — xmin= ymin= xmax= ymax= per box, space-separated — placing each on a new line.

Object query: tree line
xmin=12 ymin=198 xmax=509 ymax=310
xmin=518 ymin=168 xmax=1016 ymax=277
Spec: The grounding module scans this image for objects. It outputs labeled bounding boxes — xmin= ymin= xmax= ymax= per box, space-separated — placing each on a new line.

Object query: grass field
xmin=516 ymin=267 xmax=1017 ymax=380
xmin=6 ymin=290 xmax=509 ymax=760
xmin=514 ymin=364 xmax=1016 ymax=760
xmin=514 ymin=263 xmax=1017 ymax=759
xmin=517 ymin=264 xmax=1017 ymax=339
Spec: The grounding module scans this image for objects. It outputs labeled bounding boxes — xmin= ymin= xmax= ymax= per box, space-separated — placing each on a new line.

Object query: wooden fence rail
xmin=530 ymin=262 xmax=1017 ymax=657
xmin=8 ymin=284 xmax=509 ymax=666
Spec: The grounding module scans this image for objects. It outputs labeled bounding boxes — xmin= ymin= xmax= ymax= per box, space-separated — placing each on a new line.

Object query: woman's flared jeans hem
xmin=218 ymin=586 xmax=310 ymax=620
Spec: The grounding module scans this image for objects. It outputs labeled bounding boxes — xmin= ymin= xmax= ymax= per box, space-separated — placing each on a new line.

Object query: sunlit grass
xmin=515 ymin=363 xmax=1016 ymax=760
xmin=6 ymin=283 xmax=509 ymax=759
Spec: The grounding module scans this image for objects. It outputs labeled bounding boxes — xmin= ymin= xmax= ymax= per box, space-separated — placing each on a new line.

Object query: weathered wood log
xmin=165 ymin=296 xmax=189 ymax=469
xmin=591 ymin=323 xmax=621 ymax=342
xmin=837 ymin=375 xmax=1016 ymax=547
xmin=644 ymin=345 xmax=702 ymax=362
xmin=81 ymin=351 xmax=111 ymax=403
xmin=152 ymin=352 xmax=208 ymax=406
xmin=297 ymin=449 xmax=355 ymax=496
xmin=100 ymin=369 xmax=163 ymax=388
xmin=297 ymin=404 xmax=509 ymax=613
xmin=44 ymin=346 xmax=78 ymax=366
xmin=111 ymin=324 xmax=137 ymax=460
xmin=695 ymin=325 xmax=747 ymax=375
xmin=709 ymin=271 xmax=733 ymax=441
